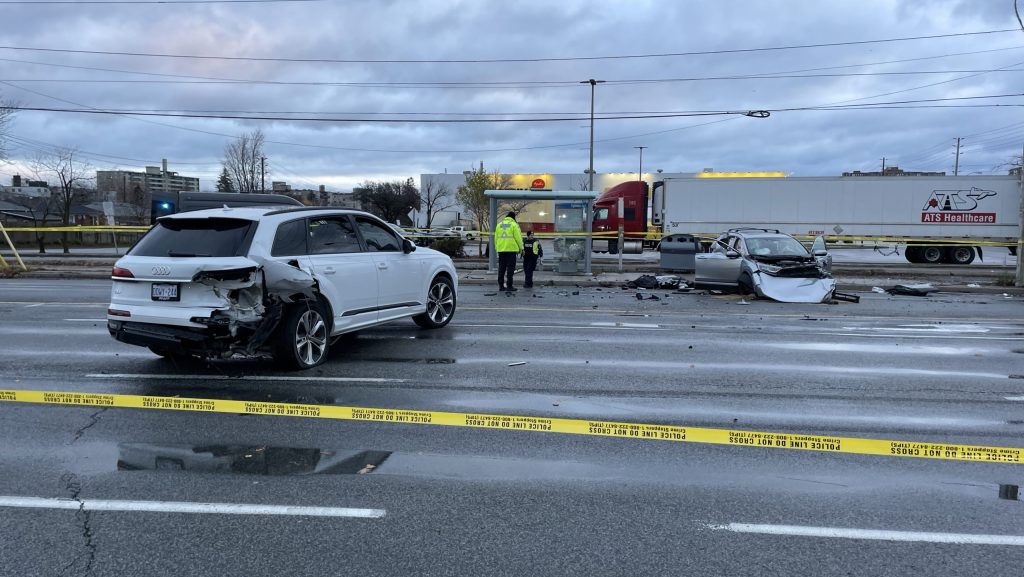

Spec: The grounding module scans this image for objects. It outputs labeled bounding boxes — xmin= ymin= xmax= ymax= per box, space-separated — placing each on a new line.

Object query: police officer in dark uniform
xmin=522 ymin=230 xmax=543 ymax=288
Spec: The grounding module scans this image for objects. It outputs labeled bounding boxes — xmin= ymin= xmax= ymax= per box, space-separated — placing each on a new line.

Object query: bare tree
xmin=421 ymin=179 xmax=454 ymax=228
xmin=354 ymin=178 xmax=421 ymax=224
xmin=456 ymin=164 xmax=513 ymax=252
xmin=30 ymin=147 xmax=93 ymax=253
xmin=570 ymin=175 xmax=591 ymax=191
xmin=223 ymin=129 xmax=265 ymax=193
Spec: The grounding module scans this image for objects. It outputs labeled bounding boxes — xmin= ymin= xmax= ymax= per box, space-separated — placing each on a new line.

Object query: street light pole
xmin=581 ymin=79 xmax=605 ymax=192
xmin=634 ymin=146 xmax=647 ymax=181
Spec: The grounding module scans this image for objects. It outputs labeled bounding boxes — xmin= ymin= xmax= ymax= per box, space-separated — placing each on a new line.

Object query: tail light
xmin=107 ymin=308 xmax=131 ymax=317
xmin=111 ymin=266 xmax=134 ymax=278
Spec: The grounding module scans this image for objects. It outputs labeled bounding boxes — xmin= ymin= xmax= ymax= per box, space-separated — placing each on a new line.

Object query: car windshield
xmin=744 ymin=236 xmax=808 ymax=257
xmin=129 ymin=218 xmax=254 ymax=257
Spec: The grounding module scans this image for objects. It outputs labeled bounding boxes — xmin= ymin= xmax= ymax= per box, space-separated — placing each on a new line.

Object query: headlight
xmin=758 ymin=263 xmax=782 ymax=274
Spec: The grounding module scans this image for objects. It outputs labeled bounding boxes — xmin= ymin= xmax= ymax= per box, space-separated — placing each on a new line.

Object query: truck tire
xmin=919 ymin=246 xmax=944 ymax=264
xmin=904 ymin=246 xmax=922 ymax=263
xmin=944 ymin=246 xmax=975 ymax=265
xmin=275 ymin=301 xmax=330 ymax=369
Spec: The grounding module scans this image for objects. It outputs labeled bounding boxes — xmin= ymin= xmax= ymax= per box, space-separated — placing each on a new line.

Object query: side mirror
xmin=812 ymin=249 xmax=828 ymax=257
xmin=403 ymin=238 xmax=417 ymax=254
xmin=725 ymin=250 xmax=740 ymax=259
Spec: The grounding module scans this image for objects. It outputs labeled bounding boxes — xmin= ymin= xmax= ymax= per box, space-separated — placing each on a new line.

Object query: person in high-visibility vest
xmin=522 ymin=230 xmax=543 ymax=288
xmin=494 ymin=211 xmax=524 ymax=291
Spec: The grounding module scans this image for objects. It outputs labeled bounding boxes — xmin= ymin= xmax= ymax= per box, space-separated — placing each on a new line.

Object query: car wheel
xmin=738 ymin=272 xmax=755 ymax=297
xmin=944 ymin=246 xmax=975 ymax=265
xmin=414 ymin=276 xmax=456 ymax=329
xmin=920 ymin=246 xmax=944 ymax=264
xmin=275 ymin=302 xmax=330 ymax=369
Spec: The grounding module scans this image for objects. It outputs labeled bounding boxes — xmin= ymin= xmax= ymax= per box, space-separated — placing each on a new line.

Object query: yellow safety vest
xmin=494 ymin=217 xmax=524 ymax=253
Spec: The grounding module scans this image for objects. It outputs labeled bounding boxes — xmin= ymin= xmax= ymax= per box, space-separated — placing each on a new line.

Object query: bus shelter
xmin=485 ymin=189 xmax=599 ymax=275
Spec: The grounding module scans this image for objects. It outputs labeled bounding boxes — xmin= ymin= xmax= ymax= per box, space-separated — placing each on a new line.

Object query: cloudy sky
xmin=0 ymin=0 xmax=1021 ymax=191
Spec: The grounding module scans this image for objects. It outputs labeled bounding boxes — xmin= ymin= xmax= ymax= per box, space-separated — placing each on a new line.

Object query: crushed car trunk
xmin=186 ymin=258 xmax=317 ymax=356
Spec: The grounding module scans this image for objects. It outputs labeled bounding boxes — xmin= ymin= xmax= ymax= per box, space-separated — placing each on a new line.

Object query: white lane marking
xmin=0 ymin=496 xmax=384 ymax=519
xmin=844 ymin=324 xmax=990 ymax=333
xmin=817 ymin=332 xmax=1024 ymax=342
xmin=1005 ymin=396 xmax=1024 ymax=401
xmin=24 ymin=303 xmax=44 ymax=308
xmin=766 ymin=342 xmax=994 ymax=355
xmin=460 ymin=323 xmax=668 ymax=331
xmin=590 ymin=322 xmax=661 ymax=328
xmin=708 ymin=523 xmax=1024 ymax=546
xmin=65 ymin=319 xmax=106 ymax=322
xmin=87 ymin=373 xmax=407 ymax=383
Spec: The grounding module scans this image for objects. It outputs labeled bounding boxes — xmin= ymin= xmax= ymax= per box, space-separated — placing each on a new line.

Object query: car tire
xmin=919 ymin=246 xmax=944 ymax=264
xmin=413 ymin=276 xmax=456 ymax=329
xmin=944 ymin=246 xmax=975 ymax=265
xmin=275 ymin=301 xmax=330 ymax=369
xmin=737 ymin=272 xmax=755 ymax=297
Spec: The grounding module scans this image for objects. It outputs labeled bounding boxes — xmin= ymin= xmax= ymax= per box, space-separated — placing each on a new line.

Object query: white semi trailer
xmin=654 ymin=175 xmax=1021 ymax=264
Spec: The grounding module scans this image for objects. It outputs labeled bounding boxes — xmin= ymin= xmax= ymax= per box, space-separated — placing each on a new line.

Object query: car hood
xmin=756 ymin=276 xmax=836 ymax=303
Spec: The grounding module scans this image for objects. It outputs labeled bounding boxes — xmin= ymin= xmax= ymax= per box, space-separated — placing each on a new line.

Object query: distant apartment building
xmin=1 ymin=175 xmax=51 ymax=198
xmin=842 ymin=166 xmax=946 ymax=177
xmin=96 ymin=159 xmax=199 ymax=203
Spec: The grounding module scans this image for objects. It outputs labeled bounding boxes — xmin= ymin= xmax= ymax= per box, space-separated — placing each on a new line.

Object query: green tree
xmin=354 ymin=178 xmax=421 ymax=224
xmin=456 ymin=163 xmax=512 ymax=250
xmin=216 ymin=167 xmax=235 ymax=192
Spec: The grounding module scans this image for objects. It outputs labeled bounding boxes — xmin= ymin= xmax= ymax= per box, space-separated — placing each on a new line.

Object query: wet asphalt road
xmin=1 ymin=278 xmax=1023 ymax=576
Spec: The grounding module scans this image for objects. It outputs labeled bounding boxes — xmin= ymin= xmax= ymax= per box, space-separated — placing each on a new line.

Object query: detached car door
xmin=354 ymin=216 xmax=424 ymax=321
xmin=303 ymin=215 xmax=380 ymax=331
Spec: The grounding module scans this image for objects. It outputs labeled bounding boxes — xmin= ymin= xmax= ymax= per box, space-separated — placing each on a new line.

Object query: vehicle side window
xmin=594 ymin=208 xmax=609 ymax=220
xmin=712 ymin=236 xmax=729 ymax=254
xmin=309 ymin=217 xmax=361 ymax=255
xmin=731 ymin=236 xmax=746 ymax=254
xmin=271 ymin=219 xmax=308 ymax=257
xmin=355 ymin=218 xmax=402 ymax=252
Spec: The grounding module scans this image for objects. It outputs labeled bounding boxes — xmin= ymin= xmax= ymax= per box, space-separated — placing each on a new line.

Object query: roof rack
xmin=728 ymin=227 xmax=781 ymax=234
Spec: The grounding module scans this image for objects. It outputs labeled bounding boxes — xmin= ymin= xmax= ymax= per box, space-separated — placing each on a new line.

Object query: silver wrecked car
xmin=695 ymin=228 xmax=834 ymax=303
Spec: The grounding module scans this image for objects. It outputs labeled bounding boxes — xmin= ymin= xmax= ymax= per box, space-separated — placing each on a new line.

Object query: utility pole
xmin=580 ymin=79 xmax=605 ymax=191
xmin=634 ymin=146 xmax=647 ymax=181
xmin=1016 ymin=142 xmax=1023 ymax=287
xmin=953 ymin=138 xmax=961 ymax=176
xmin=881 ymin=157 xmax=886 ymax=173
xmin=259 ymin=156 xmax=267 ymax=194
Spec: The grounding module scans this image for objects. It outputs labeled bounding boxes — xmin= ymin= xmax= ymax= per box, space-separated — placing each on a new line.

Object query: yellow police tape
xmin=1 ymin=389 xmax=1021 ymax=465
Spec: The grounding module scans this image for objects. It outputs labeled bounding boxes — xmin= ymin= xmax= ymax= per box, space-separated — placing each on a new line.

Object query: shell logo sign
xmin=531 ymin=178 xmax=546 ymax=189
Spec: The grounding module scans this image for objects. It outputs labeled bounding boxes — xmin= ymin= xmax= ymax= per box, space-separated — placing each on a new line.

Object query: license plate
xmin=151 ymin=283 xmax=180 ymax=301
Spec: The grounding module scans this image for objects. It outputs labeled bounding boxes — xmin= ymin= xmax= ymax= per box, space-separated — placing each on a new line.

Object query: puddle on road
xmin=117 ymin=444 xmax=391 ymax=476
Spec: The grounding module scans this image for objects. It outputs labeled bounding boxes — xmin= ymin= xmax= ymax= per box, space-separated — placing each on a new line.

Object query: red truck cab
xmin=592 ymin=180 xmax=660 ymax=253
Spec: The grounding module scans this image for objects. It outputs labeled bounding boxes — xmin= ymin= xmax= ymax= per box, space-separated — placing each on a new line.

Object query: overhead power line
xmin=5 ymin=45 xmax=1022 ymax=88
xmin=0 ymin=1 xmax=321 ymax=4
xmin=2 ymin=69 xmax=1021 ymax=89
xmin=0 ymin=29 xmax=1016 ymax=64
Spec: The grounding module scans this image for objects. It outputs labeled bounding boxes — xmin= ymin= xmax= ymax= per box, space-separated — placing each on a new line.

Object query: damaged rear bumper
xmin=108 ymin=319 xmax=220 ymax=352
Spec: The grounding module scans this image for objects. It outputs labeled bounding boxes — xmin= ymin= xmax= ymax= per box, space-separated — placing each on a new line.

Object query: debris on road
xmin=484 ymin=292 xmax=497 ymax=296
xmin=624 ymin=275 xmax=688 ymax=290
xmin=886 ymin=283 xmax=938 ymax=296
xmin=737 ymin=299 xmax=751 ymax=305
xmin=832 ymin=291 xmax=861 ymax=303
xmin=967 ymin=283 xmax=982 ymax=288
xmin=507 ymin=361 xmax=527 ymax=367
